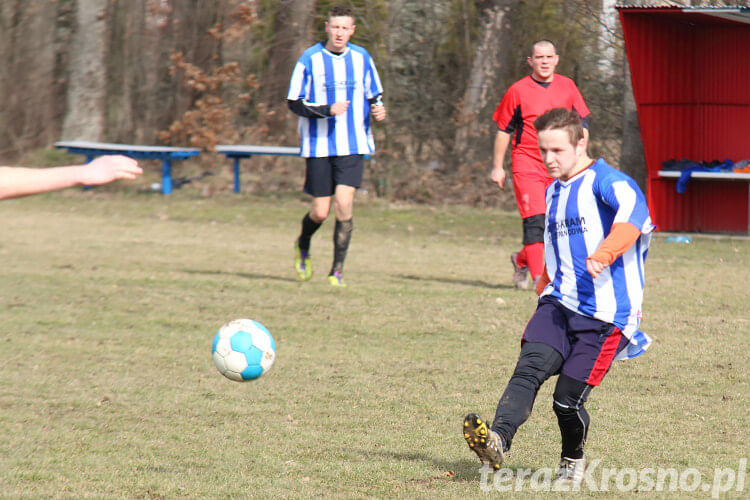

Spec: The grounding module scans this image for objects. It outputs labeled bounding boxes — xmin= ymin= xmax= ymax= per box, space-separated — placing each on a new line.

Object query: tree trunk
xmin=452 ymin=0 xmax=518 ymax=167
xmin=61 ymin=0 xmax=108 ymax=141
xmin=0 ymin=1 xmax=61 ymax=156
xmin=263 ymin=0 xmax=317 ymax=144
xmin=597 ymin=0 xmax=617 ymax=77
xmin=619 ymin=61 xmax=646 ymax=192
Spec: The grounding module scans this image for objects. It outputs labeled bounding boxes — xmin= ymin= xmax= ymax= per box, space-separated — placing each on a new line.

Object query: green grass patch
xmin=0 ymin=191 xmax=747 ymax=498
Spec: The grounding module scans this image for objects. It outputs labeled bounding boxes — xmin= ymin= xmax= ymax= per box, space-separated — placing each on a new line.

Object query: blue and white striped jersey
xmin=540 ymin=159 xmax=655 ymax=341
xmin=287 ymin=42 xmax=383 ymax=158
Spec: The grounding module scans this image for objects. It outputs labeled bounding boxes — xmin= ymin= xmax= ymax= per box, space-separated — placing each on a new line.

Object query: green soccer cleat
xmin=327 ymin=271 xmax=347 ymax=287
xmin=463 ymin=413 xmax=505 ymax=470
xmin=294 ymin=240 xmax=312 ymax=281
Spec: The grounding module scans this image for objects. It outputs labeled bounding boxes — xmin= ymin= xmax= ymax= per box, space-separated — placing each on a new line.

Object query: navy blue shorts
xmin=521 ymin=296 xmax=629 ymax=386
xmin=304 ymin=155 xmax=364 ymax=197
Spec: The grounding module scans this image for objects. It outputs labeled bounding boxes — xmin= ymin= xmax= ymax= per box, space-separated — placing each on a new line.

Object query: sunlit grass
xmin=0 ymin=191 xmax=747 ymax=498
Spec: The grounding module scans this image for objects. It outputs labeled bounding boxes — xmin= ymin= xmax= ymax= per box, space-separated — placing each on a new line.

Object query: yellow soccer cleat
xmin=294 ymin=240 xmax=312 ymax=281
xmin=462 ymin=413 xmax=504 ymax=470
xmin=327 ymin=271 xmax=347 ymax=287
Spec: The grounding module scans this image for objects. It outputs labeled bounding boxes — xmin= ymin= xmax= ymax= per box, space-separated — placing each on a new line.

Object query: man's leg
xmin=295 ymin=158 xmax=334 ymax=281
xmin=464 ymin=297 xmax=569 ymax=468
xmin=329 ymin=185 xmax=355 ymax=284
xmin=491 ymin=341 xmax=563 ymax=450
xmin=520 ymin=214 xmax=546 ymax=282
xmin=552 ymin=374 xmax=593 ymax=460
xmin=552 ymin=316 xmax=630 ymax=481
xmin=298 ymin=197 xmax=330 ymax=252
xmin=511 ymin=172 xmax=550 ymax=287
xmin=463 ymin=341 xmax=562 ymax=470
xmin=327 ymin=155 xmax=363 ymax=285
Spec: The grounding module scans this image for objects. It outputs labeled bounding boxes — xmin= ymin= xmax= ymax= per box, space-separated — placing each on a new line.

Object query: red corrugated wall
xmin=619 ymin=9 xmax=750 ymax=233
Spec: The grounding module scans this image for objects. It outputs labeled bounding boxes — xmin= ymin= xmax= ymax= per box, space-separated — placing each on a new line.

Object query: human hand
xmin=79 ymin=155 xmax=143 ymax=186
xmin=330 ymin=101 xmax=350 ymax=116
xmin=490 ymin=166 xmax=506 ymax=189
xmin=370 ymin=103 xmax=387 ymax=121
xmin=586 ymin=257 xmax=607 ymax=279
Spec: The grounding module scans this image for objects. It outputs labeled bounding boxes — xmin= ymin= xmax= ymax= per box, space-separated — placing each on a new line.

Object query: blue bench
xmin=54 ymin=141 xmax=201 ymax=194
xmin=215 ymin=145 xmax=301 ymax=193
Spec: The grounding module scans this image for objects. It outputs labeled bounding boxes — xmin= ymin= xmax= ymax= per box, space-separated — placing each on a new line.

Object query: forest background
xmin=0 ymin=0 xmax=739 ymax=207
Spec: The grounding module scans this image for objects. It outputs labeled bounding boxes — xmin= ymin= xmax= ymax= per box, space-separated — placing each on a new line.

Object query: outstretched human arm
xmin=0 ymin=155 xmax=142 ymax=200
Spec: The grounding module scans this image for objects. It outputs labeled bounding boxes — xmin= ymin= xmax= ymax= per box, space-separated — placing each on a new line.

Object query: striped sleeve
xmin=287 ymin=61 xmax=308 ymax=101
xmin=365 ymin=53 xmax=384 ymax=99
xmin=597 ymin=175 xmax=653 ymax=233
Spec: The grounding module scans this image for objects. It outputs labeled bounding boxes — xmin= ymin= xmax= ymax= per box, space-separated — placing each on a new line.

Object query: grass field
xmin=1 ymin=189 xmax=748 ymax=498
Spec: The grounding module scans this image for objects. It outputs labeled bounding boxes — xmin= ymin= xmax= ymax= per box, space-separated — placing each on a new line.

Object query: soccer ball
xmin=211 ymin=319 xmax=276 ymax=381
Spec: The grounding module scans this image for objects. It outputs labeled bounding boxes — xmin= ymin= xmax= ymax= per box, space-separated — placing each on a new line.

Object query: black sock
xmin=330 ymin=218 xmax=353 ymax=275
xmin=553 ymin=374 xmax=593 ymax=460
xmin=298 ymin=212 xmax=322 ymax=252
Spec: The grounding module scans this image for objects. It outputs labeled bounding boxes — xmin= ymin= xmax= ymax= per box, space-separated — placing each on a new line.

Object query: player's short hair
xmin=534 ymin=108 xmax=584 ymax=146
xmin=328 ymin=5 xmax=355 ymax=21
xmin=530 ymin=39 xmax=556 ymax=56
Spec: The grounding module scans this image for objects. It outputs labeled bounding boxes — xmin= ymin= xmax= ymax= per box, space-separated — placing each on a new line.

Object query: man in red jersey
xmin=491 ymin=40 xmax=590 ymax=289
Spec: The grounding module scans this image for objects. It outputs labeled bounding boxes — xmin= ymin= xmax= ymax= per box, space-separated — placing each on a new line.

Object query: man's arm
xmin=491 ymin=130 xmax=511 ymax=189
xmin=369 ymin=94 xmax=386 ymax=122
xmin=287 ymin=99 xmax=350 ymax=118
xmin=585 ymin=222 xmax=642 ymax=278
xmin=0 ymin=155 xmax=142 ymax=201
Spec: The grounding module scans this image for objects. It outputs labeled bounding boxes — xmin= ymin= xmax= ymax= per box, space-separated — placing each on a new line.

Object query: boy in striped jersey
xmin=464 ymin=108 xmax=654 ymax=486
xmin=287 ymin=5 xmax=386 ymax=287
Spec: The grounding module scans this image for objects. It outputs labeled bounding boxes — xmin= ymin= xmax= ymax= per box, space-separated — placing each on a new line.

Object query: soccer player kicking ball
xmin=463 ymin=108 xmax=654 ymax=486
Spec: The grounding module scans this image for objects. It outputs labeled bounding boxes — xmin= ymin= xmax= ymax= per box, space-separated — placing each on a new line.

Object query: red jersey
xmin=492 ymin=75 xmax=589 ymax=176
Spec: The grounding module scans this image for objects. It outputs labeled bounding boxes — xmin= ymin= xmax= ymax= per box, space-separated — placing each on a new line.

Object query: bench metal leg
xmin=234 ymin=157 xmax=242 ymax=193
xmin=162 ymin=159 xmax=172 ymax=194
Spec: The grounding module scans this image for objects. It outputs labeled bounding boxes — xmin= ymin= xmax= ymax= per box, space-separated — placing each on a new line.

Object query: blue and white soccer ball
xmin=211 ymin=319 xmax=276 ymax=381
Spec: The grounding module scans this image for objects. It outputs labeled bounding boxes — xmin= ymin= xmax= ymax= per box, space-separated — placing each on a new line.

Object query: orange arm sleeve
xmin=588 ymin=222 xmax=642 ymax=266
xmin=535 ymin=266 xmax=551 ymax=295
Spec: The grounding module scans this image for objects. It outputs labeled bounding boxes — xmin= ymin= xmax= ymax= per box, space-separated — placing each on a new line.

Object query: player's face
xmin=538 ymin=128 xmax=585 ymax=181
xmin=528 ymin=44 xmax=559 ymax=82
xmin=325 ymin=16 xmax=355 ymax=52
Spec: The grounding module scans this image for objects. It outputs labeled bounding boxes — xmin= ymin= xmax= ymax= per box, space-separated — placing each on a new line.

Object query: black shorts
xmin=304 ymin=155 xmax=364 ymax=197
xmin=521 ymin=296 xmax=629 ymax=386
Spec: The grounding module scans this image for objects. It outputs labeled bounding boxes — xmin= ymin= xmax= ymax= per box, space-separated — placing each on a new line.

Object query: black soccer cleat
xmin=463 ymin=413 xmax=505 ymax=470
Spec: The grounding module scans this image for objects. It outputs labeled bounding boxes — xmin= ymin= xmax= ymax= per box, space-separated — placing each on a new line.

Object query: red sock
xmin=515 ymin=247 xmax=528 ymax=267
xmin=525 ymin=242 xmax=545 ymax=281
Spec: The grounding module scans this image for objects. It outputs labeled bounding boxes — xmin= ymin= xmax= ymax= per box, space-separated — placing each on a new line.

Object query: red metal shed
xmin=617 ymin=5 xmax=750 ymax=233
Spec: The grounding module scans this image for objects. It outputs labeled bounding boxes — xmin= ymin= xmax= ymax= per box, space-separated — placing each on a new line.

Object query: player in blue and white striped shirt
xmin=464 ymin=108 xmax=654 ymax=484
xmin=287 ymin=5 xmax=386 ymax=287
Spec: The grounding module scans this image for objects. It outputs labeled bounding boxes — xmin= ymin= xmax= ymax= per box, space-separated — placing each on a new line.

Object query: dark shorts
xmin=521 ymin=296 xmax=629 ymax=386
xmin=304 ymin=154 xmax=364 ymax=197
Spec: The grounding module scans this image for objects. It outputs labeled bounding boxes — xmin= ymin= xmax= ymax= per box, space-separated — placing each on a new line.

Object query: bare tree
xmin=262 ymin=0 xmax=317 ymax=143
xmin=452 ymin=0 xmax=519 ymax=166
xmin=597 ymin=0 xmax=617 ymax=77
xmin=61 ymin=0 xmax=108 ymax=141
